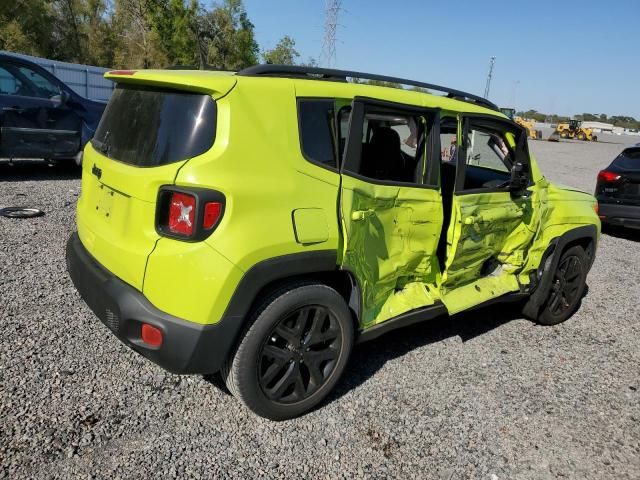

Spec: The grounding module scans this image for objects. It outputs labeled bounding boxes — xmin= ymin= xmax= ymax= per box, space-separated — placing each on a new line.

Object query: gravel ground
xmin=1 ymin=134 xmax=639 ymax=480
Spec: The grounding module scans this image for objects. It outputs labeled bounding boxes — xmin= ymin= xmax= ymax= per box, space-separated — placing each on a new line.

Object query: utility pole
xmin=320 ymin=0 xmax=342 ymax=68
xmin=483 ymin=56 xmax=496 ymax=100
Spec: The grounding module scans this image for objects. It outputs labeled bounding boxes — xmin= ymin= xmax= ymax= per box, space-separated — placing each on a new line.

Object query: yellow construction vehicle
xmin=553 ymin=120 xmax=598 ymax=141
xmin=500 ymin=108 xmax=542 ymax=140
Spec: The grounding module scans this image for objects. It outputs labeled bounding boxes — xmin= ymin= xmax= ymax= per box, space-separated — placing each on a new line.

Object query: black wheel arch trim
xmin=221 ymin=249 xmax=339 ymax=323
xmin=191 ymin=248 xmax=342 ymax=373
xmin=522 ymin=224 xmax=597 ymax=320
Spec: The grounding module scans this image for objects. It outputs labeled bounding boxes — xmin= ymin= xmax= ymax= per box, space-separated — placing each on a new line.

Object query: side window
xmin=461 ymin=120 xmax=524 ymax=191
xmin=298 ymin=99 xmax=337 ymax=168
xmin=0 ymin=65 xmax=22 ymax=95
xmin=337 ymin=106 xmax=351 ymax=160
xmin=15 ymin=65 xmax=61 ymax=99
xmin=348 ymin=109 xmax=429 ymax=184
xmin=465 ymin=128 xmax=511 ymax=172
xmin=440 ymin=118 xmax=457 ymax=163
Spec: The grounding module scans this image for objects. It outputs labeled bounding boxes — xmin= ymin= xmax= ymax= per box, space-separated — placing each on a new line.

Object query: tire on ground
xmin=221 ymin=282 xmax=354 ymax=420
xmin=536 ymin=245 xmax=588 ymax=326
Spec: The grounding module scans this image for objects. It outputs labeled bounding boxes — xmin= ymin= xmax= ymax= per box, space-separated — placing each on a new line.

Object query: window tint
xmin=348 ymin=110 xmax=428 ymax=184
xmin=614 ymin=147 xmax=640 ymax=169
xmin=92 ymin=84 xmax=216 ymax=167
xmin=16 ymin=66 xmax=60 ymax=99
xmin=0 ymin=66 xmax=21 ymax=95
xmin=298 ymin=100 xmax=336 ymax=168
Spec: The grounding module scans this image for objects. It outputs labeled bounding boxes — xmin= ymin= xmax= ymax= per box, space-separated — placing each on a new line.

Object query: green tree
xmin=410 ymin=86 xmax=430 ymax=94
xmin=262 ymin=35 xmax=299 ymax=65
xmin=112 ymin=0 xmax=168 ymax=68
xmin=0 ymin=0 xmax=56 ymax=57
xmin=366 ymin=80 xmax=403 ymax=89
xmin=0 ymin=0 xmax=288 ymax=73
xmin=196 ymin=0 xmax=258 ymax=70
xmin=147 ymin=0 xmax=199 ymax=66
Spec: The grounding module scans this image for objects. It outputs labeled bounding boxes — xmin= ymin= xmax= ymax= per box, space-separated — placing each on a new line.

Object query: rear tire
xmin=577 ymin=132 xmax=586 ymax=141
xmin=536 ymin=245 xmax=588 ymax=326
xmin=221 ymin=283 xmax=354 ymax=420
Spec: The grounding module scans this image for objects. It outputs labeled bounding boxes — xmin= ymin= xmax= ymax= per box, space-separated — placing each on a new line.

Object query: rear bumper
xmin=66 ymin=232 xmax=239 ymax=374
xmin=598 ymin=201 xmax=640 ymax=229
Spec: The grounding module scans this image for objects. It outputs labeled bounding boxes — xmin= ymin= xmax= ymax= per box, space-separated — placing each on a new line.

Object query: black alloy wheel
xmin=258 ymin=305 xmax=341 ymax=404
xmin=547 ymin=254 xmax=583 ymax=316
xmin=221 ymin=283 xmax=353 ymax=420
xmin=537 ymin=245 xmax=588 ymax=325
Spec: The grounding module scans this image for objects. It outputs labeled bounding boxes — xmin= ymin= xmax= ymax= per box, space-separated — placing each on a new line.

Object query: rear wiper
xmin=96 ymin=131 xmax=111 ymax=155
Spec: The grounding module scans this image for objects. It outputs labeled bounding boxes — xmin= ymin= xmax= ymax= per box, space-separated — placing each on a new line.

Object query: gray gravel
xmin=1 ymin=135 xmax=640 ymax=479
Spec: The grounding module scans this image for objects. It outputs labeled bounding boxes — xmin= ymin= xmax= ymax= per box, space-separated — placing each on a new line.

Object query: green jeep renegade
xmin=67 ymin=65 xmax=600 ymax=420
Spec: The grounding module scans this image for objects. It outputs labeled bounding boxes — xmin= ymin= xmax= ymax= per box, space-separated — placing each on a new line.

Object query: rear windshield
xmin=614 ymin=147 xmax=640 ymax=169
xmin=92 ymin=84 xmax=216 ymax=167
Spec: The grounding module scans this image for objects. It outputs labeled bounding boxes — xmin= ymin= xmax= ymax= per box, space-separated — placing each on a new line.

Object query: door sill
xmin=357 ymin=303 xmax=448 ymax=344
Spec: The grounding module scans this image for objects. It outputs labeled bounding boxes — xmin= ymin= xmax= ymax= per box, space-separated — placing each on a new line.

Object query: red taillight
xmin=203 ymin=202 xmax=222 ymax=229
xmin=141 ymin=324 xmax=163 ymax=347
xmin=157 ymin=187 xmax=224 ymax=240
xmin=598 ymin=170 xmax=621 ymax=183
xmin=168 ymin=192 xmax=196 ymax=236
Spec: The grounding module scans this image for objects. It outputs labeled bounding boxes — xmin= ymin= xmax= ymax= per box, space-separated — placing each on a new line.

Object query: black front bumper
xmin=598 ymin=201 xmax=640 ymax=229
xmin=66 ymin=232 xmax=239 ymax=374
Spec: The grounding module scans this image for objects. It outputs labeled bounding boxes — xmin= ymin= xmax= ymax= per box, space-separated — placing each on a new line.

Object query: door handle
xmin=351 ymin=209 xmax=374 ymax=221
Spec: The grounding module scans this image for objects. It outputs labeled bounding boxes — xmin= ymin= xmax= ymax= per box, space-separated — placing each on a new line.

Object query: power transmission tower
xmin=320 ymin=0 xmax=343 ymax=68
xmin=483 ymin=56 xmax=496 ymax=99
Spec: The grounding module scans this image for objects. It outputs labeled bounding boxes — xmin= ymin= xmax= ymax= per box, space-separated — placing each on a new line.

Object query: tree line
xmin=517 ymin=110 xmax=640 ymax=130
xmin=0 ymin=0 xmax=306 ymax=70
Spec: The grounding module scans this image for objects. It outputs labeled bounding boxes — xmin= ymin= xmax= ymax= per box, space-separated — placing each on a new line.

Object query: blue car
xmin=0 ymin=53 xmax=106 ymax=165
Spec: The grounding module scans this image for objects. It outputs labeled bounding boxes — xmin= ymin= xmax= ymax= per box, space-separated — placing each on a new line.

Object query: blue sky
xmin=242 ymin=0 xmax=640 ymax=118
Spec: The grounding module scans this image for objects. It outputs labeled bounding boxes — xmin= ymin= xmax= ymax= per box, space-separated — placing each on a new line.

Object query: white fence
xmin=1 ymin=51 xmax=114 ymax=101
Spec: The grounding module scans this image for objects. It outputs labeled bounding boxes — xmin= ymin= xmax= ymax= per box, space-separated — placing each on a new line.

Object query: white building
xmin=581 ymin=121 xmax=617 ymax=133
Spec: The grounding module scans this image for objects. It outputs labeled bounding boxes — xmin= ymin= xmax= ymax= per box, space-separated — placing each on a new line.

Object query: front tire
xmin=536 ymin=245 xmax=588 ymax=325
xmin=221 ymin=283 xmax=354 ymax=420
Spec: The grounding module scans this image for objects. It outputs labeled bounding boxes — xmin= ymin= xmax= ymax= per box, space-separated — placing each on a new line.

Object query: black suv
xmin=596 ymin=143 xmax=640 ymax=229
xmin=0 ymin=53 xmax=106 ymax=165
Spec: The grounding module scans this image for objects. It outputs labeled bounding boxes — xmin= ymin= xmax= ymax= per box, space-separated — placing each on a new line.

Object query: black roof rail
xmin=237 ymin=64 xmax=499 ymax=112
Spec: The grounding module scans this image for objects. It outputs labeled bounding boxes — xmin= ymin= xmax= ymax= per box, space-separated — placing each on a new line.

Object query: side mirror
xmin=509 ymin=161 xmax=529 ymax=194
xmin=60 ymin=90 xmax=71 ymax=104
